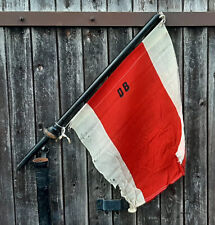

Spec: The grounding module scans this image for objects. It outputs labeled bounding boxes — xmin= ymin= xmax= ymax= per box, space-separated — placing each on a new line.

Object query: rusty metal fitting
xmin=43 ymin=128 xmax=58 ymax=139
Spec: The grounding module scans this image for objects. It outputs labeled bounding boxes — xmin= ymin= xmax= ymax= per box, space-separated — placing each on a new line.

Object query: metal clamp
xmin=43 ymin=124 xmax=61 ymax=140
xmin=40 ymin=146 xmax=49 ymax=158
xmin=97 ymin=199 xmax=129 ymax=212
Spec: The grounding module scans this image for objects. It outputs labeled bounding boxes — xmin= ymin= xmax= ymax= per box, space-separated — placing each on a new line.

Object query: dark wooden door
xmin=0 ymin=0 xmax=214 ymax=225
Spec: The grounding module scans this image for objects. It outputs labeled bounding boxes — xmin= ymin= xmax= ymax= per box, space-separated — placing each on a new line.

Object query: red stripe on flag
xmin=88 ymin=42 xmax=184 ymax=201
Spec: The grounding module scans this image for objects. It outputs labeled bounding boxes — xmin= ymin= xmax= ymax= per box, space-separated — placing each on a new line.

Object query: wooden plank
xmin=0 ymin=3 xmax=16 ymax=223
xmin=2 ymin=12 xmax=215 ymax=27
xmin=56 ymin=0 xmax=88 ymax=224
xmin=208 ymin=1 xmax=215 ymax=224
xmin=82 ymin=1 xmax=112 ymax=225
xmin=184 ymin=1 xmax=208 ymax=225
xmin=133 ymin=2 xmax=161 ymax=225
xmin=107 ymin=0 xmax=135 ymax=225
xmin=30 ymin=1 xmax=64 ymax=224
xmin=158 ymin=1 xmax=184 ymax=225
xmin=208 ymin=27 xmax=215 ymax=225
xmin=4 ymin=1 xmax=39 ymax=225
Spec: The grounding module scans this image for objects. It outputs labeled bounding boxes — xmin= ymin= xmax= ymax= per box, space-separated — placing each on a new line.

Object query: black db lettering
xmin=117 ymin=82 xmax=130 ymax=98
xmin=117 ymin=88 xmax=124 ymax=97
xmin=123 ymin=82 xmax=129 ymax=92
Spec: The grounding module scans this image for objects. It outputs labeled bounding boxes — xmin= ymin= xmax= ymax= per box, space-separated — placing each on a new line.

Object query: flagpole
xmin=17 ymin=12 xmax=163 ymax=170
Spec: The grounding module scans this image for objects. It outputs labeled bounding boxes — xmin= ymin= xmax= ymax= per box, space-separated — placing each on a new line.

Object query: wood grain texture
xmin=158 ymin=1 xmax=184 ymax=225
xmin=133 ymin=0 xmax=157 ymax=11
xmin=82 ymin=0 xmax=112 ymax=225
xmin=208 ymin=1 xmax=215 ymax=224
xmin=0 ymin=1 xmax=213 ymax=225
xmin=107 ymin=0 xmax=136 ymax=225
xmin=0 ymin=10 xmax=15 ymax=224
xmin=184 ymin=1 xmax=208 ymax=225
xmin=30 ymin=1 xmax=65 ymax=224
xmin=4 ymin=0 xmax=39 ymax=224
xmin=57 ymin=1 xmax=88 ymax=225
xmin=208 ymin=27 xmax=215 ymax=225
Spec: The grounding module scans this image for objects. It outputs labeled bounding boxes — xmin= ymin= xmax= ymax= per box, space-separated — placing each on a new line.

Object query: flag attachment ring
xmin=54 ymin=122 xmax=71 ymax=143
xmin=159 ymin=12 xmax=166 ymax=25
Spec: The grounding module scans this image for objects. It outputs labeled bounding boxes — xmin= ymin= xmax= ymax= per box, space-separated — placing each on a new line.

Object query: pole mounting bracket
xmin=97 ymin=199 xmax=129 ymax=212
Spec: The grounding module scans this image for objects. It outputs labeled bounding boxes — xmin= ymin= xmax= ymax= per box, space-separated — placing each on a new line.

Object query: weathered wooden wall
xmin=0 ymin=0 xmax=214 ymax=225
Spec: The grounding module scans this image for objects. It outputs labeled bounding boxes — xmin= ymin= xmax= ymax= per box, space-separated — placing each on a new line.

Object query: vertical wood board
xmin=0 ymin=16 xmax=16 ymax=225
xmin=82 ymin=0 xmax=112 ymax=225
xmin=56 ymin=0 xmax=88 ymax=225
xmin=158 ymin=1 xmax=184 ymax=225
xmin=208 ymin=1 xmax=215 ymax=225
xmin=30 ymin=1 xmax=65 ymax=224
xmin=184 ymin=1 xmax=208 ymax=225
xmin=4 ymin=0 xmax=38 ymax=224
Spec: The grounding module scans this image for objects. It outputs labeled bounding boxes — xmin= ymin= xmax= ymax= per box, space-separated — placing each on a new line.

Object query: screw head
xmin=19 ymin=17 xmax=24 ymax=22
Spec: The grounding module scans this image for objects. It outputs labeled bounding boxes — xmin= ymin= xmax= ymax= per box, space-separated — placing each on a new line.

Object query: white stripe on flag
xmin=143 ymin=22 xmax=185 ymax=164
xmin=69 ymin=103 xmax=145 ymax=210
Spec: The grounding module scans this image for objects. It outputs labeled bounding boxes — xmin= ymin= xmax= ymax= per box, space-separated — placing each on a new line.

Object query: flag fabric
xmin=69 ymin=20 xmax=185 ymax=213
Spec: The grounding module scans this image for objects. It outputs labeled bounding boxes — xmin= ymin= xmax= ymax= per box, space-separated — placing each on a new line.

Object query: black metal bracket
xmin=33 ymin=156 xmax=51 ymax=225
xmin=39 ymin=146 xmax=49 ymax=159
xmin=97 ymin=199 xmax=129 ymax=211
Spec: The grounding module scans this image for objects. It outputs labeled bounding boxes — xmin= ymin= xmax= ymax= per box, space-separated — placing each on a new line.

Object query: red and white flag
xmin=69 ymin=20 xmax=185 ymax=212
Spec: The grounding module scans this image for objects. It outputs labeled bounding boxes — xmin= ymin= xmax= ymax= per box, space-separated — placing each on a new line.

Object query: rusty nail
xmin=19 ymin=17 xmax=24 ymax=22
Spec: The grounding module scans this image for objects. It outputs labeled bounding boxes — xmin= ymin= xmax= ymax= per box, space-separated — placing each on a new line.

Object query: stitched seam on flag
xmin=91 ymin=48 xmax=149 ymax=110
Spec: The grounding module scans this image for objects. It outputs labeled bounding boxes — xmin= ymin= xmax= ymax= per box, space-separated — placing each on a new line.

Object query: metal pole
xmin=17 ymin=12 xmax=162 ymax=170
